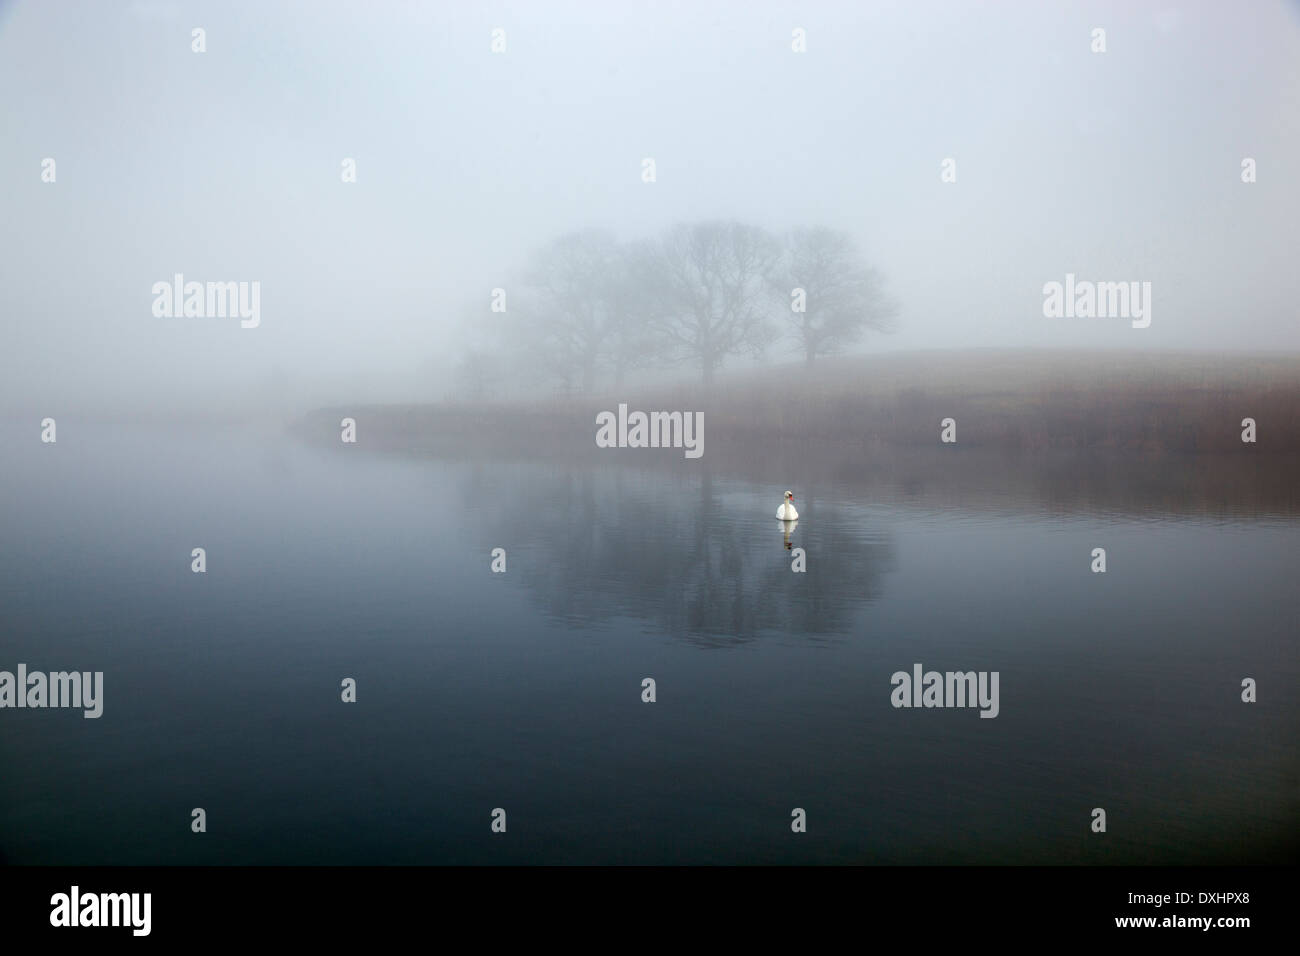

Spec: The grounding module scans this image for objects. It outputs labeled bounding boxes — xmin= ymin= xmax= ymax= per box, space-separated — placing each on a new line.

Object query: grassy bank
xmin=298 ymin=350 xmax=1300 ymax=452
xmin=292 ymin=350 xmax=1300 ymax=516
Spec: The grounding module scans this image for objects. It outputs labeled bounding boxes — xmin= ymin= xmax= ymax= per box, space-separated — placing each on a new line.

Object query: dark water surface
xmin=1 ymin=424 xmax=1295 ymax=864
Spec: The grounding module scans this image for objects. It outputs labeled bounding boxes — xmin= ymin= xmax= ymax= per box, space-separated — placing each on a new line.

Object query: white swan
xmin=776 ymin=491 xmax=799 ymax=520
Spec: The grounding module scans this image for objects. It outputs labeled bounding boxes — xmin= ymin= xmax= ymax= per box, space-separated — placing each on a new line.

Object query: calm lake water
xmin=1 ymin=424 xmax=1296 ymax=864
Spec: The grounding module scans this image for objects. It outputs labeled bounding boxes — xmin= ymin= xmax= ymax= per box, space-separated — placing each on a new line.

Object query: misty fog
xmin=2 ymin=0 xmax=1298 ymax=421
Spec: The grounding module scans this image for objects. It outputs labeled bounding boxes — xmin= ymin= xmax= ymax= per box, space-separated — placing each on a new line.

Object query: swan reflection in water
xmin=780 ymin=518 xmax=799 ymax=550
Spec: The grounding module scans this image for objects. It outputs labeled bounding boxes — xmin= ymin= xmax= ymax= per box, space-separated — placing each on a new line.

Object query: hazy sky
xmin=2 ymin=0 xmax=1298 ymax=415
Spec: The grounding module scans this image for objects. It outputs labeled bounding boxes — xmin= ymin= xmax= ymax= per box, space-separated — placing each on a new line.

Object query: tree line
xmin=456 ymin=220 xmax=898 ymax=398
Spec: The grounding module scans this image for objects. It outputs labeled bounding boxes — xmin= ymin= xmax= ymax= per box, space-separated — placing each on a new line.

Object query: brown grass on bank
xmin=642 ymin=350 xmax=1300 ymax=454
xmin=294 ymin=351 xmax=1300 ymax=516
xmin=305 ymin=350 xmax=1300 ymax=455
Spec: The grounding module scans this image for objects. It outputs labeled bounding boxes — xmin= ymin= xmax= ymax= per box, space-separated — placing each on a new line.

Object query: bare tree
xmin=650 ymin=220 xmax=783 ymax=387
xmin=482 ymin=222 xmax=896 ymax=394
xmin=511 ymin=230 xmax=624 ymax=394
xmin=776 ymin=227 xmax=898 ymax=366
xmin=607 ymin=237 xmax=672 ymax=386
